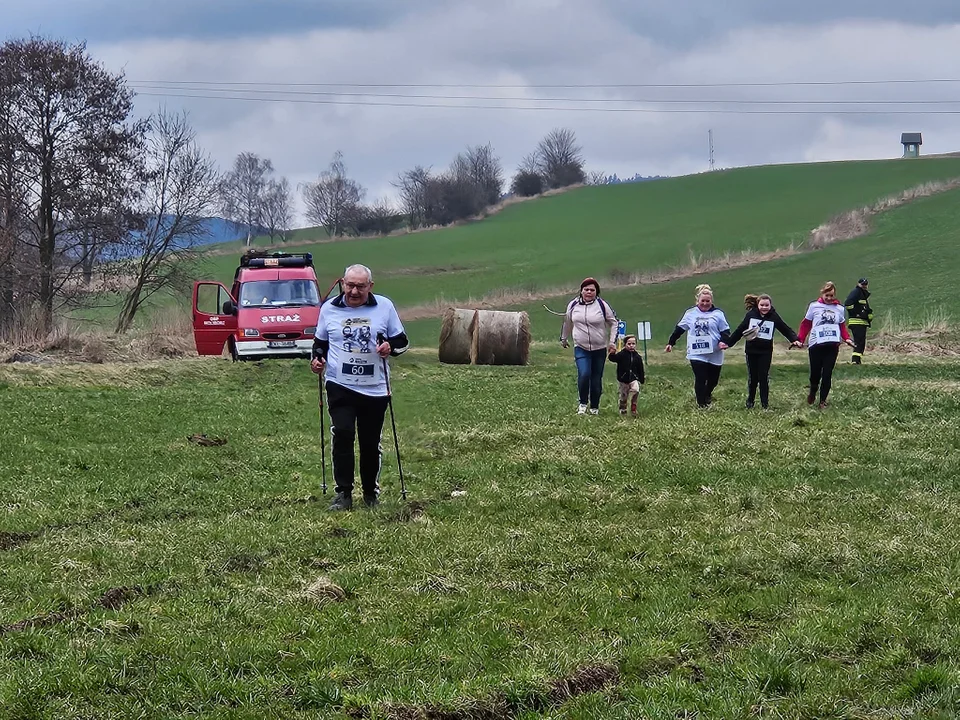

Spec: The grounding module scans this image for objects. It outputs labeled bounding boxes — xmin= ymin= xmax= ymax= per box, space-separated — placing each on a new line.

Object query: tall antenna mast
xmin=708 ymin=129 xmax=715 ymax=171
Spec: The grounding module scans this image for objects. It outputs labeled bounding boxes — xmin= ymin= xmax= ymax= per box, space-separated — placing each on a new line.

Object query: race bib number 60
xmin=340 ymin=358 xmax=377 ymax=384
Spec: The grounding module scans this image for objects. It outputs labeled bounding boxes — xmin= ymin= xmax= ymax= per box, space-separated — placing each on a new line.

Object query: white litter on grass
xmin=451 ymin=490 xmax=468 ymax=498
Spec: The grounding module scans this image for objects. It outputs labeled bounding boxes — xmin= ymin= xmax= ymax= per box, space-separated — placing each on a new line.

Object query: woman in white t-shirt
xmin=665 ymin=283 xmax=731 ymax=408
xmin=796 ymin=281 xmax=856 ymax=408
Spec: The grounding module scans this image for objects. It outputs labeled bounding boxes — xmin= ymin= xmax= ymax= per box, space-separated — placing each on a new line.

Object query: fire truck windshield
xmin=239 ymin=280 xmax=320 ymax=308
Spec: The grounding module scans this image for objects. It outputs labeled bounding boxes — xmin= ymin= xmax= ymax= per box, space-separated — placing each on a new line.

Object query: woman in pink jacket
xmin=560 ymin=277 xmax=618 ymax=415
xmin=797 ymin=280 xmax=856 ymax=408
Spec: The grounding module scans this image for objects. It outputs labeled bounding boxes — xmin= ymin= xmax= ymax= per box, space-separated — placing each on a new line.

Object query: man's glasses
xmin=344 ymin=282 xmax=370 ymax=291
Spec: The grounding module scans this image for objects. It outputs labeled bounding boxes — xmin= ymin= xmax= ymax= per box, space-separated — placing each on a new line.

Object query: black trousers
xmin=850 ymin=324 xmax=868 ymax=362
xmin=325 ymin=381 xmax=390 ymax=497
xmin=690 ymin=360 xmax=722 ymax=407
xmin=808 ymin=343 xmax=840 ymax=403
xmin=745 ymin=352 xmax=773 ymax=407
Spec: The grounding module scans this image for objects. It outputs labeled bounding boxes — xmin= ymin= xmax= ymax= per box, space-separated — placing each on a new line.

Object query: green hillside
xmin=199 ymin=157 xmax=960 ymax=313
xmin=389 ymin=182 xmax=960 ymax=353
xmin=535 ymin=184 xmax=960 ymax=343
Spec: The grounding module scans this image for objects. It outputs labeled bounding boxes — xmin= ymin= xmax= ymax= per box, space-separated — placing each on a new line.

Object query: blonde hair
xmin=820 ymin=281 xmax=836 ymax=296
xmin=695 ymin=283 xmax=713 ymax=301
xmin=744 ymin=293 xmax=772 ymax=310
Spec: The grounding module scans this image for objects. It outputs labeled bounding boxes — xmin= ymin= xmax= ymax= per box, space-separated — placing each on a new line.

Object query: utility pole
xmin=708 ymin=129 xmax=715 ymax=171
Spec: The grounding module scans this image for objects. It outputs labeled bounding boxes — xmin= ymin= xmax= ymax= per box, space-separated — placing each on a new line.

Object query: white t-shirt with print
xmin=804 ymin=301 xmax=846 ymax=347
xmin=678 ymin=306 xmax=730 ymax=365
xmin=316 ymin=294 xmax=405 ymax=397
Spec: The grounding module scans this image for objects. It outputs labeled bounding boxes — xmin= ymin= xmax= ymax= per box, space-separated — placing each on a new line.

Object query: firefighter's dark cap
xmin=858 ymin=277 xmax=868 ymax=285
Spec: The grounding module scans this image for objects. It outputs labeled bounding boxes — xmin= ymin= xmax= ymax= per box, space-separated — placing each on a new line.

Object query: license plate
xmin=268 ymin=340 xmax=296 ymax=348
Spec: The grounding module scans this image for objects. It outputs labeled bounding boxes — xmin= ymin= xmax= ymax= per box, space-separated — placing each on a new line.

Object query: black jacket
xmin=727 ymin=306 xmax=798 ymax=355
xmin=607 ymin=348 xmax=645 ymax=384
xmin=844 ymin=286 xmax=873 ymax=326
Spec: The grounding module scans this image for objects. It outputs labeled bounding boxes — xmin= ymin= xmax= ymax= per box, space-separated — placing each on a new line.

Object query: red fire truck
xmin=191 ymin=251 xmax=336 ymax=361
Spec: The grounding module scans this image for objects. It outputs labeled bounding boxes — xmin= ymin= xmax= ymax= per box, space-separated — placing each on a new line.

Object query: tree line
xmin=0 ymin=35 xmax=593 ymax=339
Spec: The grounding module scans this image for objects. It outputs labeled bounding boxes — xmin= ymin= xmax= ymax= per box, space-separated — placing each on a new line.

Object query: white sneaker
xmin=577 ymin=404 xmax=587 ymax=415
xmin=588 ymin=408 xmax=599 ymax=415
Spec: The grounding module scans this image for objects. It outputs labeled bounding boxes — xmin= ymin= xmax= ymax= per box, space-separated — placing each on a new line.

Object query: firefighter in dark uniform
xmin=844 ymin=277 xmax=873 ymax=364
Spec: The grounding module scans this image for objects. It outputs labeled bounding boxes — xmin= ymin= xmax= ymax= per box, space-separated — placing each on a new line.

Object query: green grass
xmin=197 ymin=157 xmax=960 ymax=310
xmin=387 ymin=183 xmax=960 ymax=351
xmin=3 ymin=349 xmax=960 ymax=718
xmin=63 ymin=157 xmax=960 ymax=335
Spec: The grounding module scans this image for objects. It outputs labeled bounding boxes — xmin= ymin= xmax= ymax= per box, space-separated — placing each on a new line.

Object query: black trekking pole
xmin=377 ymin=332 xmax=406 ymax=500
xmin=316 ymin=372 xmax=327 ymax=495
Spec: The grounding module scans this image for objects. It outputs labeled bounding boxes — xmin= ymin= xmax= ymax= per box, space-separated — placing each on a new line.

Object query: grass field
xmin=2 ymin=347 xmax=960 ymax=718
xmin=5 ymin=157 xmax=960 ymax=718
xmin=196 ymin=158 xmax=960 ymax=311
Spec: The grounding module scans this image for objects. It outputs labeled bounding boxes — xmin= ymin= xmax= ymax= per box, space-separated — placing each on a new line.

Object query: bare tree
xmin=356 ymin=196 xmax=401 ymax=236
xmin=221 ymin=151 xmax=273 ymax=246
xmin=455 ymin=143 xmax=504 ymax=207
xmin=0 ymin=36 xmax=147 ymax=332
xmin=588 ymin=170 xmax=608 ymax=185
xmin=517 ymin=152 xmax=540 ymax=176
xmin=0 ymin=60 xmax=23 ymax=331
xmin=113 ymin=109 xmax=221 ymax=333
xmin=536 ymin=127 xmax=585 ymax=189
xmin=300 ymin=151 xmax=365 ymax=237
xmin=262 ymin=177 xmax=293 ymax=242
xmin=393 ymin=165 xmax=432 ymax=229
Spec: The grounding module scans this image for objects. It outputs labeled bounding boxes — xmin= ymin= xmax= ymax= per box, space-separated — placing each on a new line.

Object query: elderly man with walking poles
xmin=311 ymin=264 xmax=409 ymax=511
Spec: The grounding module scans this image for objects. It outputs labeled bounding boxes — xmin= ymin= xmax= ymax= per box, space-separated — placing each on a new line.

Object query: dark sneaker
xmin=761 ymin=403 xmax=769 ymax=410
xmin=818 ymin=401 xmax=828 ymax=409
xmin=363 ymin=493 xmax=379 ymax=508
xmin=745 ymin=400 xmax=755 ymax=409
xmin=852 ymin=356 xmax=861 ymax=365
xmin=328 ymin=492 xmax=353 ymax=511
xmin=806 ymin=392 xmax=815 ymax=405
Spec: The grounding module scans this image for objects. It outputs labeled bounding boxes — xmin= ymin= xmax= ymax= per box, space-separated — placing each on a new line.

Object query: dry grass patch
xmin=807 ymin=178 xmax=960 ymax=249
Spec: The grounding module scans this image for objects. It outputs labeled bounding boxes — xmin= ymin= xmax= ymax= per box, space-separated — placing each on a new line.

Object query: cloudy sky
xmin=7 ymin=1 xmax=960 ymax=224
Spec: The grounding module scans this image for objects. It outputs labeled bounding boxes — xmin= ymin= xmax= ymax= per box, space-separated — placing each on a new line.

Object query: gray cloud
xmin=19 ymin=0 xmax=960 ymax=224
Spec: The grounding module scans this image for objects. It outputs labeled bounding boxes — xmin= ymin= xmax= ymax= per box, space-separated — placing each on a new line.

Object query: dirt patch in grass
xmin=0 ymin=604 xmax=79 ymax=634
xmin=1 ymin=585 xmax=151 ymax=634
xmin=384 ymin=500 xmax=428 ymax=524
xmin=98 ymin=585 xmax=146 ymax=610
xmin=382 ymin=265 xmax=477 ymax=278
xmin=370 ymin=662 xmax=621 ymax=720
xmin=0 ymin=530 xmax=36 ymax=551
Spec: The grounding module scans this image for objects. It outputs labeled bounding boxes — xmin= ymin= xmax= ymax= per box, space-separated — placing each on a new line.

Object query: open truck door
xmin=192 ymin=281 xmax=238 ymax=356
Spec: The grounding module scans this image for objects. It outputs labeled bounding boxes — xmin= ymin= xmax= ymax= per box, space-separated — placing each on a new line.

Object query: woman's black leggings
xmin=808 ymin=343 xmax=840 ymax=402
xmin=690 ymin=360 xmax=722 ymax=407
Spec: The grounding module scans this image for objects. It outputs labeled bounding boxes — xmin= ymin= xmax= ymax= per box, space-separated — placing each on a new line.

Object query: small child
xmin=607 ymin=335 xmax=646 ymax=415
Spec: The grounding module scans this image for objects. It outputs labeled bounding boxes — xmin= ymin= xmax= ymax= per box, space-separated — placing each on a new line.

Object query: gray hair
xmin=343 ymin=264 xmax=373 ymax=283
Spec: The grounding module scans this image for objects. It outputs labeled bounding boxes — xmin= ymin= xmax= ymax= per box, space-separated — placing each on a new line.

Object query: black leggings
xmin=325 ymin=381 xmax=390 ymax=497
xmin=690 ymin=360 xmax=722 ymax=407
xmin=745 ymin=352 xmax=773 ymax=406
xmin=808 ymin=343 xmax=840 ymax=403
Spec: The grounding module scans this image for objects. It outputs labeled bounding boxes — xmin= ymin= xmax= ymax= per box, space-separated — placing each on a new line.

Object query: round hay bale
xmin=438 ymin=308 xmax=477 ymax=364
xmin=471 ymin=310 xmax=531 ymax=366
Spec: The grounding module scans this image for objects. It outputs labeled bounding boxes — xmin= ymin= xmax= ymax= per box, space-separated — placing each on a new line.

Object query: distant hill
xmin=192 ymin=217 xmax=249 ymax=247
xmin=101 ymin=217 xmax=251 ymax=260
